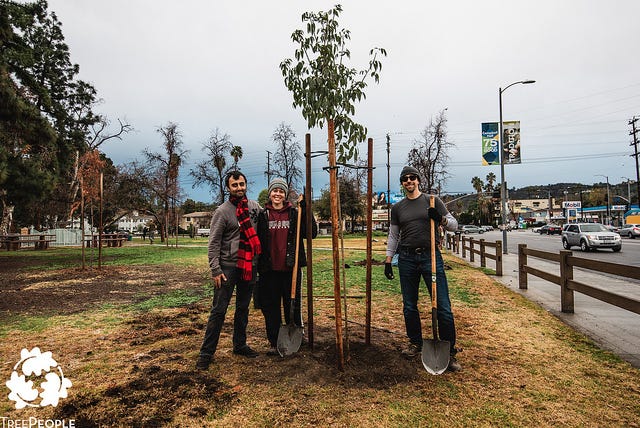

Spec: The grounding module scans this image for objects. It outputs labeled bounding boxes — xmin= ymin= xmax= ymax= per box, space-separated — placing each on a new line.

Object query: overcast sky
xmin=45 ymin=0 xmax=640 ymax=203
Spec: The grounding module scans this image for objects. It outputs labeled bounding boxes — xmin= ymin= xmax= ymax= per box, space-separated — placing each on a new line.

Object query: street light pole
xmin=499 ymin=79 xmax=535 ymax=254
xmin=622 ymin=176 xmax=633 ymax=210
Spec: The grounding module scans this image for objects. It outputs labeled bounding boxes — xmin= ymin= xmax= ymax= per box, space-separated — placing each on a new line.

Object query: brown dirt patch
xmin=0 ymin=259 xmax=206 ymax=319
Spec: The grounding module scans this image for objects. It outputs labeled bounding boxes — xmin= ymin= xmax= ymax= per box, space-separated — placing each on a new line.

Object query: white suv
xmin=619 ymin=224 xmax=640 ymax=239
xmin=561 ymin=223 xmax=622 ymax=252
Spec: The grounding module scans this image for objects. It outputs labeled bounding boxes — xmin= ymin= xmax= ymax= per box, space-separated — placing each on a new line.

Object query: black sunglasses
xmin=401 ymin=174 xmax=418 ymax=182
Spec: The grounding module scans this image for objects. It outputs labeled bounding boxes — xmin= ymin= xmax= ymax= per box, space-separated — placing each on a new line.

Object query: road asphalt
xmin=452 ymin=248 xmax=640 ymax=369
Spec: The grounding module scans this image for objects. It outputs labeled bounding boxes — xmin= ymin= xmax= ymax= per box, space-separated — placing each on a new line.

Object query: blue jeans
xmin=199 ymin=266 xmax=254 ymax=359
xmin=397 ymin=247 xmax=456 ymax=354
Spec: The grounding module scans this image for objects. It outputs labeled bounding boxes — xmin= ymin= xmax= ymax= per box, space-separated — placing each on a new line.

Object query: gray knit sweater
xmin=207 ymin=199 xmax=262 ymax=277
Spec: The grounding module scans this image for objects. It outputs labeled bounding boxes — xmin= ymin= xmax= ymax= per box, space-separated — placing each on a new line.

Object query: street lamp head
xmin=501 ymin=79 xmax=536 ymax=93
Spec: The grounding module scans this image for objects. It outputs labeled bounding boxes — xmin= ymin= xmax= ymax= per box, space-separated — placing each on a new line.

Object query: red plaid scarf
xmin=230 ymin=195 xmax=262 ymax=281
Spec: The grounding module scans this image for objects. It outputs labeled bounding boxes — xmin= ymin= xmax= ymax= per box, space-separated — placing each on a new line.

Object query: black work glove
xmin=384 ymin=262 xmax=394 ymax=280
xmin=428 ymin=207 xmax=442 ymax=224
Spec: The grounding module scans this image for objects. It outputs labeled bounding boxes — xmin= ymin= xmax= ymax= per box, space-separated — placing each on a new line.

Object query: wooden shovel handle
xmin=429 ymin=195 xmax=437 ymax=310
xmin=291 ymin=194 xmax=304 ymax=299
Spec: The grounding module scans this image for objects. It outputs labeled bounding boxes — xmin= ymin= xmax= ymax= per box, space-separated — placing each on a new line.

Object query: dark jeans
xmin=397 ymin=247 xmax=457 ymax=354
xmin=199 ymin=266 xmax=254 ymax=360
xmin=260 ymin=270 xmax=303 ymax=347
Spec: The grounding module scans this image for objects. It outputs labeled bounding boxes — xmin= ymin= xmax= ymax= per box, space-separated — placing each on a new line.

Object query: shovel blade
xmin=421 ymin=339 xmax=450 ymax=375
xmin=276 ymin=324 xmax=303 ymax=357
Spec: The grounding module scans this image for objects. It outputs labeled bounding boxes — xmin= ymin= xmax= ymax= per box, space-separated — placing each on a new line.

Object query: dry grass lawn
xmin=1 ymin=244 xmax=639 ymax=427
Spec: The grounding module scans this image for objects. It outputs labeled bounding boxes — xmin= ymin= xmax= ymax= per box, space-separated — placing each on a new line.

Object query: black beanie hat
xmin=400 ymin=165 xmax=421 ymax=182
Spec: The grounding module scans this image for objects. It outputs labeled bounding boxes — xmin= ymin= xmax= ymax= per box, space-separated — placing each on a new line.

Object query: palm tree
xmin=471 ymin=176 xmax=484 ymax=195
xmin=230 ymin=146 xmax=243 ymax=170
xmin=471 ymin=176 xmax=491 ymax=224
xmin=485 ymin=172 xmax=497 ymax=192
xmin=484 ymin=172 xmax=498 ymax=224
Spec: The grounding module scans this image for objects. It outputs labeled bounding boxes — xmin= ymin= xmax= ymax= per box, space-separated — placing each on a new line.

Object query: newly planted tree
xmin=281 ymin=4 xmax=385 ymax=368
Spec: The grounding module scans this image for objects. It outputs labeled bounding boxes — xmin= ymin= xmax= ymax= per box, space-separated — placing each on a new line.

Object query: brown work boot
xmin=401 ymin=342 xmax=421 ymax=358
xmin=447 ymin=354 xmax=462 ymax=372
xmin=195 ymin=356 xmax=211 ymax=370
xmin=233 ymin=345 xmax=259 ymax=358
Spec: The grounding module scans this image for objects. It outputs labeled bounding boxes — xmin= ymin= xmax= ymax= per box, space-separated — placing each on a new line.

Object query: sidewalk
xmin=455 ymin=250 xmax=640 ymax=369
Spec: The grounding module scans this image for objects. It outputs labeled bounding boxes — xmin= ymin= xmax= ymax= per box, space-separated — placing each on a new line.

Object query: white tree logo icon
xmin=6 ymin=347 xmax=72 ymax=409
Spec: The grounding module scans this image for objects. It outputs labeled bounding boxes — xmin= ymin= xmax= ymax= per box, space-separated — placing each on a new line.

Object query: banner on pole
xmin=502 ymin=120 xmax=521 ymax=164
xmin=481 ymin=122 xmax=499 ymax=166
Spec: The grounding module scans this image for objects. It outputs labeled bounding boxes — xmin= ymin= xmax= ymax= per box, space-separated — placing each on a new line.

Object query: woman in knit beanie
xmin=256 ymin=178 xmax=317 ymax=356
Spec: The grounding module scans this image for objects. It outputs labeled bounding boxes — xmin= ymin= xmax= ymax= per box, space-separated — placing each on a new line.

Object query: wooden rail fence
xmin=518 ymin=243 xmax=640 ymax=315
xmin=446 ymin=233 xmax=503 ymax=276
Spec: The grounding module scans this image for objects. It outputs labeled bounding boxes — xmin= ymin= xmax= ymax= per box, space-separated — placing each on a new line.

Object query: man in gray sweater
xmin=197 ymin=171 xmax=262 ymax=370
xmin=384 ymin=166 xmax=462 ymax=372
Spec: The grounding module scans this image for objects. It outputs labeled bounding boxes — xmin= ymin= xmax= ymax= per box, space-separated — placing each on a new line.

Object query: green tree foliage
xmin=1 ymin=0 xmax=103 ymax=229
xmin=181 ymin=198 xmax=214 ymax=214
xmin=314 ymin=175 xmax=364 ymax=229
xmin=280 ymin=4 xmax=385 ymax=161
xmin=257 ymin=188 xmax=269 ymax=207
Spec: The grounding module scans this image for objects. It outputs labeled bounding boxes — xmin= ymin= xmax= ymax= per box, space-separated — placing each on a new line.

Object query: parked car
xmin=604 ymin=225 xmax=620 ymax=234
xmin=480 ymin=225 xmax=494 ymax=232
xmin=618 ymin=224 xmax=640 ymax=238
xmin=537 ymin=224 xmax=562 ymax=235
xmin=561 ymin=223 xmax=622 ymax=252
xmin=460 ymin=225 xmax=484 ymax=234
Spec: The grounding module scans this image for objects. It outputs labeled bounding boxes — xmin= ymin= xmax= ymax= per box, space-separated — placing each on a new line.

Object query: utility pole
xmin=386 ymin=133 xmax=391 ymax=230
xmin=265 ymin=150 xmax=272 ymax=184
xmin=629 ymin=116 xmax=639 ymax=207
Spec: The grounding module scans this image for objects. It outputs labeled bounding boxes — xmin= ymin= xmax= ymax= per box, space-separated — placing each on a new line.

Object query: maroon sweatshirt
xmin=267 ymin=202 xmax=291 ymax=271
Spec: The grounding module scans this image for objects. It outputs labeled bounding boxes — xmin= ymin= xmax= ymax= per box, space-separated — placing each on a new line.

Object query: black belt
xmin=400 ymin=246 xmax=429 ymax=254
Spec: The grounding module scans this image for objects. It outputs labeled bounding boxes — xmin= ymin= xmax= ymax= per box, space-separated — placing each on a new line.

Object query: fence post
xmin=480 ymin=239 xmax=486 ymax=267
xmin=455 ymin=233 xmax=460 ymax=254
xmin=461 ymin=236 xmax=466 ymax=258
xmin=495 ymin=240 xmax=503 ymax=276
xmin=518 ymin=244 xmax=528 ymax=289
xmin=469 ymin=238 xmax=475 ymax=263
xmin=560 ymin=250 xmax=574 ymax=313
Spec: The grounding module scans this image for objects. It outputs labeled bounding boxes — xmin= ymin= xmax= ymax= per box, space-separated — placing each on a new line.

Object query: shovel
xmin=277 ymin=195 xmax=304 ymax=357
xmin=422 ymin=194 xmax=451 ymax=375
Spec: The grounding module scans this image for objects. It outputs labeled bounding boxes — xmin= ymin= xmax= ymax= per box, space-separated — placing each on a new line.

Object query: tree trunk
xmin=327 ymin=119 xmax=344 ymax=370
xmin=0 ymin=202 xmax=14 ymax=235
xmin=67 ymin=150 xmax=81 ymax=222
